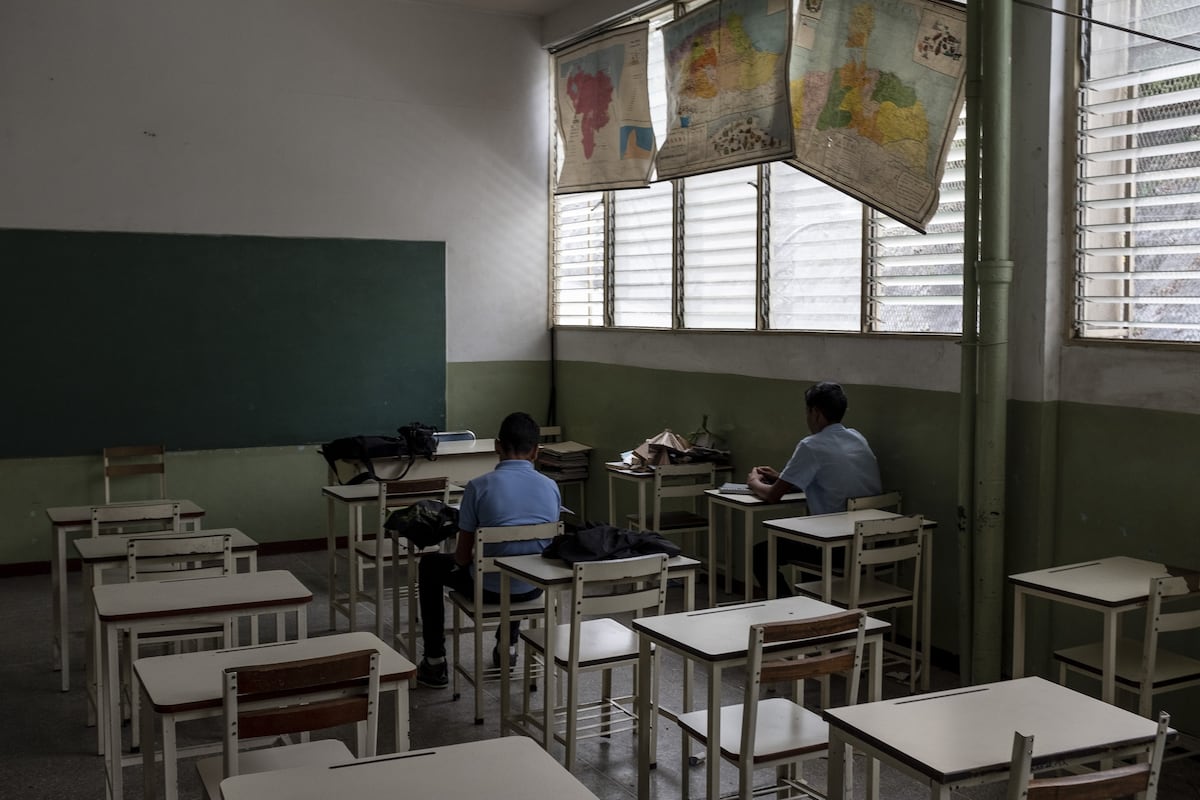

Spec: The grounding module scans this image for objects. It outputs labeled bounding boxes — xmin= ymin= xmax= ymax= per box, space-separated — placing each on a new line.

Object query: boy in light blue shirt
xmin=416 ymin=411 xmax=560 ymax=688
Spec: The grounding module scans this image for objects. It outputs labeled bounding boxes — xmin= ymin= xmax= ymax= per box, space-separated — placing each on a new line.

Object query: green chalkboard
xmin=2 ymin=229 xmax=445 ymax=457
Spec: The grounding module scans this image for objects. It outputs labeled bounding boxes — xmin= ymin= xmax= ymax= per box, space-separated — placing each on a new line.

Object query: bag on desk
xmin=384 ymin=499 xmax=459 ymax=549
xmin=542 ymin=523 xmax=681 ymax=566
xmin=320 ymin=435 xmax=409 ymax=484
xmin=398 ymin=422 xmax=439 ymax=461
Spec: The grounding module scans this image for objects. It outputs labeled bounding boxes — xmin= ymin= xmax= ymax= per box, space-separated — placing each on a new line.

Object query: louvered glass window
xmin=551 ymin=191 xmax=605 ymax=326
xmin=682 ymin=166 xmax=760 ymax=329
xmin=768 ymin=163 xmax=864 ymax=331
xmin=866 ymin=115 xmax=967 ymax=334
xmin=1075 ymin=0 xmax=1200 ymax=342
xmin=612 ymin=10 xmax=674 ymax=328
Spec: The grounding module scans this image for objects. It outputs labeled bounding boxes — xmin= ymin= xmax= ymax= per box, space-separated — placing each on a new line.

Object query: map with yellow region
xmin=657 ymin=0 xmax=794 ymax=180
xmin=788 ymin=0 xmax=966 ymax=231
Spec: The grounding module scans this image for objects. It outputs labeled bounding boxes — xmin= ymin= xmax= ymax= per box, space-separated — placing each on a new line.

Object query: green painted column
xmin=972 ymin=0 xmax=1015 ymax=684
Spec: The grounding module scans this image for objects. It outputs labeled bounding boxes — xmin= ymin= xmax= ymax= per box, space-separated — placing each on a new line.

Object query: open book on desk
xmin=718 ymin=482 xmax=753 ymax=495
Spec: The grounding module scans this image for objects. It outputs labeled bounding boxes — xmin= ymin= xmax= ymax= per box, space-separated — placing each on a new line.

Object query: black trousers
xmin=418 ymin=552 xmax=541 ymax=659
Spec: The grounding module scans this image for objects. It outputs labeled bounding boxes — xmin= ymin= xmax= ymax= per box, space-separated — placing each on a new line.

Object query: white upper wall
xmin=0 ymin=0 xmax=552 ymax=363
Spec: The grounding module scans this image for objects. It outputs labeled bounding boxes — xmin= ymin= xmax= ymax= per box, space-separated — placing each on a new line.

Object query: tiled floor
xmin=2 ymin=549 xmax=1198 ymax=799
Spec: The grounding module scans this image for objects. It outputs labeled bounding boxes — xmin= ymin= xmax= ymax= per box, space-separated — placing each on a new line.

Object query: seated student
xmin=749 ymin=381 xmax=882 ymax=598
xmin=416 ymin=411 xmax=560 ymax=688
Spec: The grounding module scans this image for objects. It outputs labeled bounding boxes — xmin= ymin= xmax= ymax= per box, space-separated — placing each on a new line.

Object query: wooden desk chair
xmin=627 ymin=463 xmax=715 ymax=563
xmin=847 ymin=491 xmax=903 ymax=513
xmin=449 ymin=521 xmax=561 ymax=724
xmin=91 ymin=501 xmax=181 ymax=537
xmin=196 ymin=649 xmax=381 ymax=800
xmin=1007 ymin=711 xmax=1169 ymax=800
xmin=349 ymin=477 xmax=451 ymax=649
xmin=796 ymin=516 xmax=925 ymax=692
xmin=1055 ymin=572 xmax=1200 ymax=718
xmin=124 ymin=533 xmax=234 ymax=751
xmin=519 ymin=553 xmax=669 ymax=769
xmin=676 ymin=610 xmax=867 ymax=800
xmin=103 ymin=444 xmax=166 ymax=503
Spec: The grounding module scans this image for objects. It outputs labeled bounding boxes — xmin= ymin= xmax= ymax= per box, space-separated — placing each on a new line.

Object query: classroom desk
xmin=325 ymin=436 xmax=499 ymax=484
xmin=763 ymin=508 xmax=938 ymax=690
xmin=135 ymin=632 xmax=415 ymax=800
xmin=218 ymin=736 xmax=599 ymax=800
xmin=73 ymin=528 xmax=258 ymax=733
xmin=324 ymin=478 xmax=473 ymax=632
xmin=1009 ymin=555 xmax=1172 ymax=704
xmin=703 ymin=488 xmax=807 ymax=603
xmin=46 ymin=499 xmax=206 ymax=692
xmin=604 ymin=461 xmax=733 ymax=531
xmin=93 ymin=570 xmax=312 ymax=800
xmin=632 ymin=596 xmax=890 ymax=800
xmin=495 ymin=552 xmax=700 ymax=750
xmin=825 ymin=676 xmax=1169 ymax=800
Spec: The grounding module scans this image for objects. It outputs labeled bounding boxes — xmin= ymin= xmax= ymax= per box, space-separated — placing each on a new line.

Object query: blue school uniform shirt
xmin=779 ymin=423 xmax=882 ymax=515
xmin=458 ymin=459 xmax=561 ymax=593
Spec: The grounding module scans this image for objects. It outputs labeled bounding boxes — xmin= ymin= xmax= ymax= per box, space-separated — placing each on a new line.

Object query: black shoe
xmin=492 ymin=644 xmax=517 ymax=670
xmin=416 ymin=658 xmax=448 ymax=688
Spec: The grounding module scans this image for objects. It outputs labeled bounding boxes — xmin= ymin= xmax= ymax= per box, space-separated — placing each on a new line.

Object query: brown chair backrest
xmin=103 ymin=444 xmax=166 ymax=503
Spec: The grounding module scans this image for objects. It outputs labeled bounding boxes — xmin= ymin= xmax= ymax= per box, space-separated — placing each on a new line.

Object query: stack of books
xmin=537 ymin=440 xmax=592 ymax=482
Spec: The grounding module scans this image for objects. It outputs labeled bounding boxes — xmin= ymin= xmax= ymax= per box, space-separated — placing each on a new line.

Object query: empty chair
xmin=846 ymin=490 xmax=902 ymax=513
xmin=123 ymin=532 xmax=234 ymax=750
xmin=627 ymin=462 xmax=715 ymax=563
xmin=196 ymin=649 xmax=381 ymax=799
xmin=1055 ymin=572 xmax=1200 ymax=718
xmin=348 ymin=477 xmax=451 ymax=650
xmin=103 ymin=445 xmax=166 ymax=503
xmin=796 ymin=515 xmax=925 ymax=691
xmin=676 ymin=610 xmax=867 ymax=800
xmin=91 ymin=501 xmax=181 ymax=537
xmin=519 ymin=553 xmax=669 ymax=769
xmin=1007 ymin=711 xmax=1169 ymax=800
xmin=448 ymin=521 xmax=561 ymax=724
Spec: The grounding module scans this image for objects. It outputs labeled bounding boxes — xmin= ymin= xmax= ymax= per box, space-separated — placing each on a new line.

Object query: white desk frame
xmin=74 ymin=528 xmax=258 ymax=738
xmin=632 ymin=596 xmax=889 ymax=800
xmin=135 ymin=632 xmax=414 ymax=800
xmin=605 ymin=461 xmax=733 ymax=531
xmin=495 ymin=553 xmax=700 ymax=751
xmin=218 ymin=736 xmax=600 ymax=800
xmin=1009 ymin=555 xmax=1170 ymax=704
xmin=46 ymin=499 xmax=205 ymax=692
xmin=93 ymin=570 xmax=312 ymax=800
xmin=825 ymin=676 xmax=1166 ymax=800
xmin=764 ymin=508 xmax=938 ymax=690
xmin=703 ymin=489 xmax=806 ymax=603
xmin=323 ymin=439 xmax=494 ymax=631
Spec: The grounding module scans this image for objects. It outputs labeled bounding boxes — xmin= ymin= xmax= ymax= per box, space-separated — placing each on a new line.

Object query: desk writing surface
xmin=93 ymin=570 xmax=312 ymax=621
xmin=219 ymin=736 xmax=599 ymax=800
xmin=1009 ymin=556 xmax=1170 ymax=606
xmin=825 ymin=677 xmax=1163 ymax=783
xmin=135 ymin=632 xmax=414 ymax=712
xmin=633 ymin=596 xmax=888 ymax=662
xmin=764 ymin=508 xmax=938 ymax=540
xmin=47 ymin=500 xmax=205 ymax=526
xmin=495 ymin=553 xmax=701 ymax=585
xmin=322 ymin=483 xmax=464 ymax=503
xmin=704 ymin=488 xmax=806 ymax=506
xmin=73 ymin=528 xmax=256 ymax=562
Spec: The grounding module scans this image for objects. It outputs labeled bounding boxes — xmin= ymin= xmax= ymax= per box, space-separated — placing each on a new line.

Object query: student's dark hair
xmin=804 ymin=382 xmax=848 ymax=423
xmin=497 ymin=411 xmax=541 ymax=455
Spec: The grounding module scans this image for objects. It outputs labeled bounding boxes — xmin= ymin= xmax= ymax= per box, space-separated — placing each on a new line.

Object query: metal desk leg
xmin=637 ymin=636 xmax=653 ymax=800
xmin=54 ymin=525 xmax=69 ymax=690
xmin=706 ymin=497 xmax=718 ymax=607
xmin=1011 ymin=587 xmax=1026 ymax=679
xmin=102 ymin=618 xmax=121 ymax=800
xmin=1101 ymin=609 xmax=1118 ymax=704
xmin=921 ymin=529 xmax=933 ymax=690
xmin=705 ymin=663 xmax=723 ymax=800
xmin=326 ymin=494 xmax=337 ymax=630
xmin=499 ymin=573 xmax=513 ymax=737
xmin=608 ymin=474 xmax=617 ymax=530
xmin=141 ymin=681 xmax=158 ymax=800
xmin=828 ymin=728 xmax=850 ymax=800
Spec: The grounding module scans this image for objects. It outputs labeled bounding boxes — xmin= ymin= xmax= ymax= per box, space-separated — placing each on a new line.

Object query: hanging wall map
xmin=555 ymin=23 xmax=657 ymax=194
xmin=657 ymin=0 xmax=794 ymax=180
xmin=786 ymin=0 xmax=967 ymax=231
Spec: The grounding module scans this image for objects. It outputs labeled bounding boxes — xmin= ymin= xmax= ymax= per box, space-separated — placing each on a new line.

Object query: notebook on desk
xmin=718 ymin=482 xmax=753 ymax=495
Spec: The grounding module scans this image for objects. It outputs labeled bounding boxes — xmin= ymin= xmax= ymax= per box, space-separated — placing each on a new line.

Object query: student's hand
xmin=751 ymin=465 xmax=779 ymax=483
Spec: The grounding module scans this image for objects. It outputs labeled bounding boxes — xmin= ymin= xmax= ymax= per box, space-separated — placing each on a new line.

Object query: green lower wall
xmin=0 ymin=361 xmax=549 ymax=566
